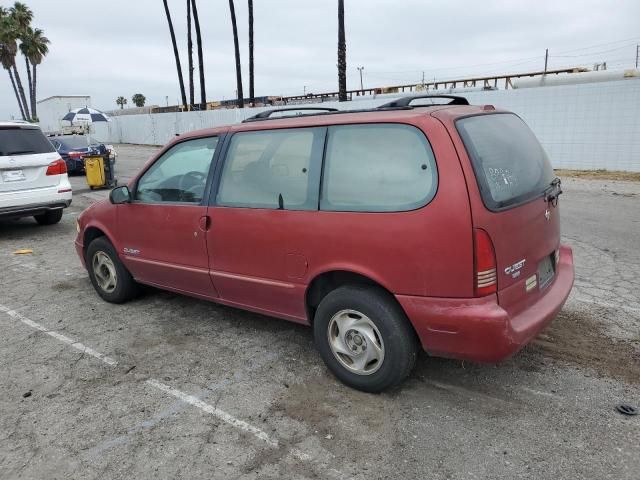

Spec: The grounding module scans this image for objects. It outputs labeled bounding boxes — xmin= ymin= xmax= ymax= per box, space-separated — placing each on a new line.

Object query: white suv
xmin=0 ymin=122 xmax=72 ymax=225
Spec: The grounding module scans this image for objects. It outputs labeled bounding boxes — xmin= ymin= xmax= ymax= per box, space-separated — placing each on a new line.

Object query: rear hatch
xmin=0 ymin=125 xmax=62 ymax=193
xmin=455 ymin=113 xmax=562 ymax=312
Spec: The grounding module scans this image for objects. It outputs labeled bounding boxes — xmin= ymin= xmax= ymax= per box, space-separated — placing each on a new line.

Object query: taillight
xmin=474 ymin=228 xmax=497 ymax=296
xmin=46 ymin=159 xmax=67 ymax=176
xmin=68 ymin=151 xmax=84 ymax=159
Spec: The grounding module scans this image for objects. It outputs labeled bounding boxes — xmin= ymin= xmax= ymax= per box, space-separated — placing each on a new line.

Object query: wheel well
xmin=306 ymin=271 xmax=391 ymax=323
xmin=83 ymin=227 xmax=106 ymax=258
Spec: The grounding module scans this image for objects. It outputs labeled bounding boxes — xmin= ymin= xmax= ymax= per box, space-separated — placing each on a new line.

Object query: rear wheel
xmin=313 ymin=285 xmax=418 ymax=393
xmin=34 ymin=209 xmax=63 ymax=225
xmin=86 ymin=237 xmax=138 ymax=303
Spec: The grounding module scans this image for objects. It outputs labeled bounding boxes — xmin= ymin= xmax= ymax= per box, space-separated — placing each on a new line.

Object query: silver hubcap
xmin=92 ymin=251 xmax=117 ymax=293
xmin=327 ymin=309 xmax=385 ymax=375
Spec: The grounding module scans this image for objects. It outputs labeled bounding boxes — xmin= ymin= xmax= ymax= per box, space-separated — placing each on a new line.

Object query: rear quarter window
xmin=321 ymin=123 xmax=438 ymax=212
xmin=0 ymin=127 xmax=55 ymax=156
xmin=456 ymin=113 xmax=555 ymax=211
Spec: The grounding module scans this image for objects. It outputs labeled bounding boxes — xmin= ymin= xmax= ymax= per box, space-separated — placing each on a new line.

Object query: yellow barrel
xmin=84 ymin=156 xmax=106 ymax=188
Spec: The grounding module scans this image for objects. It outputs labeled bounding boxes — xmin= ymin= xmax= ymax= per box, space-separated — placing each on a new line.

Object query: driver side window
xmin=135 ymin=137 xmax=218 ymax=204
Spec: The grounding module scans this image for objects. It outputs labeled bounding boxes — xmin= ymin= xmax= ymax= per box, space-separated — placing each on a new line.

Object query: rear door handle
xmin=198 ymin=215 xmax=211 ymax=232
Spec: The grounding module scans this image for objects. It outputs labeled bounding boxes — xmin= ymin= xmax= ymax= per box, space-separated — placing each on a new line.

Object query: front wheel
xmin=86 ymin=237 xmax=138 ymax=303
xmin=313 ymin=285 xmax=418 ymax=393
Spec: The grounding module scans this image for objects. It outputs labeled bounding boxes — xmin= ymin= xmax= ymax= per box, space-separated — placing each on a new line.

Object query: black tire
xmin=86 ymin=236 xmax=138 ymax=303
xmin=34 ymin=209 xmax=63 ymax=225
xmin=313 ymin=285 xmax=418 ymax=393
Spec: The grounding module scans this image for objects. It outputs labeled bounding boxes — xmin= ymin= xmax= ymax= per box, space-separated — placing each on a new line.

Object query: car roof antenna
xmin=278 ymin=193 xmax=284 ymax=210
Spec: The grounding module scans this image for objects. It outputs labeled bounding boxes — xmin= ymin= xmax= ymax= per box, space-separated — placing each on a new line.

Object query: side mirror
xmin=110 ymin=185 xmax=131 ymax=204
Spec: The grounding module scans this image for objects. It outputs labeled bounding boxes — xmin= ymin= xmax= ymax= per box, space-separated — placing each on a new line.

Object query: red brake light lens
xmin=46 ymin=159 xmax=67 ymax=176
xmin=474 ymin=228 xmax=497 ymax=296
xmin=68 ymin=151 xmax=84 ymax=159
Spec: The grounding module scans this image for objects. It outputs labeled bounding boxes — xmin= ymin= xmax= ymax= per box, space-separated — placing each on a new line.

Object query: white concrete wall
xmin=92 ymin=78 xmax=640 ymax=171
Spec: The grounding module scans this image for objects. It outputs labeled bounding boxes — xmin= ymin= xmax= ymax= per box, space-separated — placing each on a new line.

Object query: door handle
xmin=198 ymin=215 xmax=211 ymax=232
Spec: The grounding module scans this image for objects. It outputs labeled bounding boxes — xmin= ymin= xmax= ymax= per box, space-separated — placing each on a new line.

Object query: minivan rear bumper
xmin=396 ymin=245 xmax=574 ymax=363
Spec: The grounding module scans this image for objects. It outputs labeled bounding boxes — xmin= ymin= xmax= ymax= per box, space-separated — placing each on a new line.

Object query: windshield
xmin=0 ymin=127 xmax=56 ymax=156
xmin=456 ymin=113 xmax=555 ymax=210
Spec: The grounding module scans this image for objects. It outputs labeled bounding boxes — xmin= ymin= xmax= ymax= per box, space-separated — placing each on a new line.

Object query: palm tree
xmin=337 ymin=0 xmax=347 ymax=102
xmin=132 ymin=93 xmax=146 ymax=107
xmin=0 ymin=40 xmax=26 ymax=120
xmin=191 ymin=0 xmax=206 ymax=109
xmin=116 ymin=96 xmax=127 ymax=109
xmin=20 ymin=27 xmax=49 ymax=120
xmin=186 ymin=0 xmax=194 ymax=108
xmin=248 ymin=0 xmax=254 ymax=105
xmin=228 ymin=0 xmax=244 ymax=108
xmin=9 ymin=2 xmax=32 ymax=117
xmin=162 ymin=0 xmax=187 ymax=108
xmin=0 ymin=7 xmax=24 ymax=119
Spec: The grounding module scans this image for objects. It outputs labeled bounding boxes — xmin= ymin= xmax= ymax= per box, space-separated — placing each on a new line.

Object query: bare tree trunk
xmin=248 ymin=0 xmax=255 ymax=105
xmin=24 ymin=57 xmax=34 ymax=119
xmin=31 ymin=63 xmax=38 ymax=119
xmin=228 ymin=0 xmax=244 ymax=108
xmin=187 ymin=0 xmax=194 ymax=109
xmin=191 ymin=0 xmax=206 ymax=109
xmin=12 ymin=63 xmax=31 ymax=120
xmin=7 ymin=68 xmax=27 ymax=120
xmin=337 ymin=0 xmax=347 ymax=102
xmin=162 ymin=0 xmax=187 ymax=108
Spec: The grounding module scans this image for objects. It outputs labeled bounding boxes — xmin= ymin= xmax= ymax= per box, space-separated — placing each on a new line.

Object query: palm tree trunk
xmin=24 ymin=56 xmax=34 ymax=118
xmin=228 ymin=0 xmax=244 ymax=108
xmin=248 ymin=0 xmax=255 ymax=105
xmin=191 ymin=0 xmax=206 ymax=109
xmin=162 ymin=0 xmax=187 ymax=109
xmin=12 ymin=63 xmax=31 ymax=120
xmin=337 ymin=0 xmax=347 ymax=102
xmin=31 ymin=63 xmax=38 ymax=119
xmin=7 ymin=68 xmax=27 ymax=120
xmin=187 ymin=0 xmax=194 ymax=109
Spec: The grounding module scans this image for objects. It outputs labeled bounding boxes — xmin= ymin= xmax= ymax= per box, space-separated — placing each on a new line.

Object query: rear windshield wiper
xmin=544 ymin=177 xmax=563 ymax=204
xmin=6 ymin=150 xmax=36 ymax=155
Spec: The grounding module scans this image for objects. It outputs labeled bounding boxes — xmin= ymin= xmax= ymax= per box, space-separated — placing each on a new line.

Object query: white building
xmin=37 ymin=95 xmax=91 ymax=134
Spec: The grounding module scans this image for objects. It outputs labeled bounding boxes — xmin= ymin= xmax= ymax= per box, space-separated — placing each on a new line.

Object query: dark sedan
xmin=50 ymin=135 xmax=116 ymax=174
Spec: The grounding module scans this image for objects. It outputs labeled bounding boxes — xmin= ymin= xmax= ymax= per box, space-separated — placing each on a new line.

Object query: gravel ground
xmin=1 ymin=145 xmax=639 ymax=480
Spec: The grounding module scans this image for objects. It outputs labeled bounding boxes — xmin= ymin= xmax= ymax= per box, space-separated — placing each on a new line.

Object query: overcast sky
xmin=1 ymin=0 xmax=639 ymax=117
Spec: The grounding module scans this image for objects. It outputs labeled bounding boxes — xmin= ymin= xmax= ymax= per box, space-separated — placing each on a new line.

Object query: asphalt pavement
xmin=1 ymin=145 xmax=638 ymax=479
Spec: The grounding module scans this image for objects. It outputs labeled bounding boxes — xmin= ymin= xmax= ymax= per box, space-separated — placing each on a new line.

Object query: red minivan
xmin=75 ymin=96 xmax=574 ymax=392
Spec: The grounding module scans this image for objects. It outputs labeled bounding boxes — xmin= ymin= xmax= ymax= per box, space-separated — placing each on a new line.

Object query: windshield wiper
xmin=7 ymin=150 xmax=36 ymax=155
xmin=544 ymin=177 xmax=563 ymax=204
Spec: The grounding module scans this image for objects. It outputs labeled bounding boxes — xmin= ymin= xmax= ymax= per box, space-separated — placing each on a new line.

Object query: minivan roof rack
xmin=240 ymin=95 xmax=469 ymax=123
xmin=378 ymin=95 xmax=469 ymax=108
xmin=242 ymin=107 xmax=339 ymax=123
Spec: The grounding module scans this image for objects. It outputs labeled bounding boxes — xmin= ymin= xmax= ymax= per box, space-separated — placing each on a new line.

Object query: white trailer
xmin=37 ymin=95 xmax=91 ymax=135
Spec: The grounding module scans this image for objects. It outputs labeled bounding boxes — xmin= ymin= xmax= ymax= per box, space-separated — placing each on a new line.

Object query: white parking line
xmin=0 ymin=303 xmax=118 ymax=366
xmin=146 ymin=379 xmax=278 ymax=446
xmin=1 ymin=303 xmax=349 ymax=478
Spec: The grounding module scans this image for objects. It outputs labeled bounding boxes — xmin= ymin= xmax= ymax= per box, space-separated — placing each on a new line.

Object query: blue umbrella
xmin=62 ymin=107 xmax=110 ymax=124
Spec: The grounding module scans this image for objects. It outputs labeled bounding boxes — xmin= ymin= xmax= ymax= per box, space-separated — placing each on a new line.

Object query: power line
xmin=552 ymin=43 xmax=639 ymax=58
xmin=554 ymin=36 xmax=640 ymax=54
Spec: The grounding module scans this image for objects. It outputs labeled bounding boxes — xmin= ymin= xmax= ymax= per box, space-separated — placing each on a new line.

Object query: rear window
xmin=59 ymin=136 xmax=91 ymax=149
xmin=0 ymin=127 xmax=55 ymax=156
xmin=456 ymin=113 xmax=555 ymax=210
xmin=321 ymin=124 xmax=438 ymax=212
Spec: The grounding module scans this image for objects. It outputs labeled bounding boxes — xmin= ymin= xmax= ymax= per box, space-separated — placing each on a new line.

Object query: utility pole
xmin=303 ymin=85 xmax=307 ymax=96
xmin=422 ymin=71 xmax=425 ymax=89
xmin=544 ymin=48 xmax=549 ymax=74
xmin=636 ymin=44 xmax=639 ymax=69
xmin=357 ymin=66 xmax=364 ymax=90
